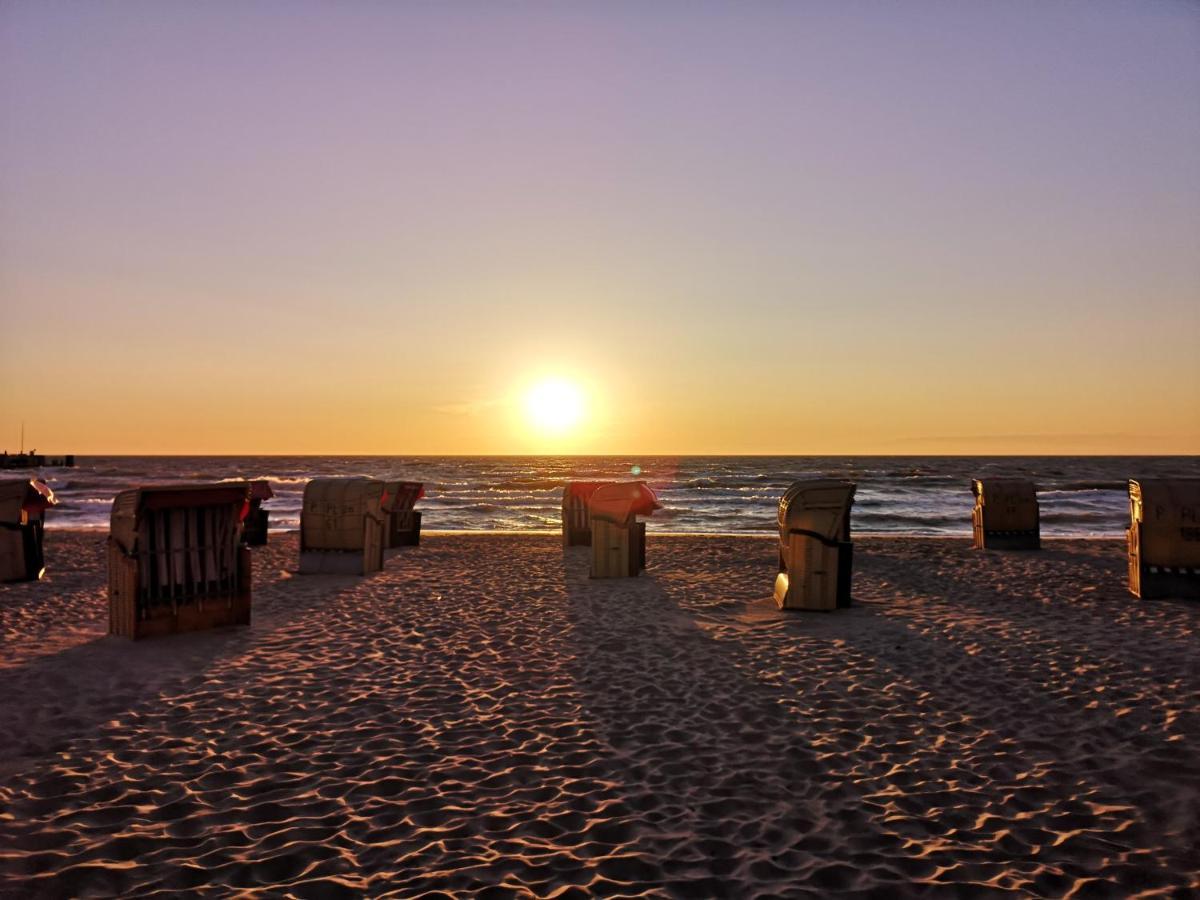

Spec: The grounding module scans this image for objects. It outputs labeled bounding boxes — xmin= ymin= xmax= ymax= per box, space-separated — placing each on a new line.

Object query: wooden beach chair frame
xmin=774 ymin=480 xmax=855 ymax=611
xmin=588 ymin=482 xmax=659 ymax=578
xmin=1127 ymin=479 xmax=1200 ymax=599
xmin=971 ymin=479 xmax=1040 ymax=550
xmin=383 ymin=481 xmax=425 ymax=548
xmin=0 ymin=478 xmax=56 ymax=583
xmin=107 ymin=483 xmax=252 ymax=639
xmin=299 ymin=478 xmax=388 ymax=575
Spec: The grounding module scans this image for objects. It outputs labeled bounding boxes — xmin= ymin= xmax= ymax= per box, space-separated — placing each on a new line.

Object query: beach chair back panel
xmin=775 ymin=480 xmax=855 ymax=611
xmin=591 ymin=518 xmax=638 ymax=578
xmin=973 ymin=480 xmax=1038 ymax=531
xmin=302 ymin=479 xmax=386 ymax=552
xmin=970 ymin=479 xmax=1040 ymax=550
xmin=1130 ymin=479 xmax=1200 ymax=568
xmin=795 ymin=536 xmax=838 ymax=611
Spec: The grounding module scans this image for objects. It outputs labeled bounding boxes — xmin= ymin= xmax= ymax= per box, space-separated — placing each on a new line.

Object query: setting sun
xmin=524 ymin=378 xmax=585 ymax=434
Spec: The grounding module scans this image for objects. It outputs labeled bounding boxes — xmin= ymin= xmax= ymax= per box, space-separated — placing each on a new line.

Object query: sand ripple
xmin=1 ymin=533 xmax=1197 ymax=896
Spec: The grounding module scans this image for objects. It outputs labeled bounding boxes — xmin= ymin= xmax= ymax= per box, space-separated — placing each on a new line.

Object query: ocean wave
xmin=490 ymin=480 xmax=566 ymax=492
xmin=38 ymin=454 xmax=1198 ymax=536
xmin=1040 ymin=482 xmax=1128 ymax=494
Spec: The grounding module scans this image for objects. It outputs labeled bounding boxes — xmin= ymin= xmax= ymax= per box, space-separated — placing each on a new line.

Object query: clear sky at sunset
xmin=1 ymin=2 xmax=1197 ymax=455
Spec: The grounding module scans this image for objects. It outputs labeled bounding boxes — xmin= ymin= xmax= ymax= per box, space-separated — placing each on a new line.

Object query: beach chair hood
xmin=778 ymin=480 xmax=855 ymax=544
xmin=588 ymin=481 xmax=660 ymax=526
xmin=109 ymin=483 xmax=251 ymax=555
xmin=565 ymin=481 xmax=607 ymax=503
xmin=249 ymin=480 xmax=275 ymax=501
xmin=382 ymin=481 xmax=425 ymax=514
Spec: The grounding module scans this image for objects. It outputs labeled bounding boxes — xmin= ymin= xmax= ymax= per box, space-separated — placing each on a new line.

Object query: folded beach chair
xmin=108 ymin=483 xmax=252 ymax=638
xmin=588 ymin=481 xmax=660 ymax=578
xmin=240 ymin=480 xmax=274 ymax=546
xmin=383 ymin=480 xmax=425 ymax=548
xmin=774 ymin=480 xmax=855 ymax=611
xmin=562 ymin=481 xmax=608 ymax=547
xmin=971 ymin=479 xmax=1040 ymax=550
xmin=0 ymin=478 xmax=57 ymax=583
xmin=299 ymin=478 xmax=388 ymax=575
xmin=1127 ymin=478 xmax=1200 ymax=599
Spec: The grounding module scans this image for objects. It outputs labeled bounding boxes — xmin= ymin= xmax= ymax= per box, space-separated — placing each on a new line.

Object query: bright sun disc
xmin=524 ymin=378 xmax=584 ymax=434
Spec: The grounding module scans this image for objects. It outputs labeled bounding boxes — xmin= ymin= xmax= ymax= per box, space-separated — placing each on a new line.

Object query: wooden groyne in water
xmin=0 ymin=453 xmax=75 ymax=469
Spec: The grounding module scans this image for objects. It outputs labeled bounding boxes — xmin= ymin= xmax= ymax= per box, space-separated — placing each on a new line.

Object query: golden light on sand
xmin=523 ymin=378 xmax=585 ymax=435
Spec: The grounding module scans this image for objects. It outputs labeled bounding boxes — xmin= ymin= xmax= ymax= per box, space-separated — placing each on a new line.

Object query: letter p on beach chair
xmin=774 ymin=480 xmax=855 ymax=611
xmin=0 ymin=478 xmax=57 ymax=583
xmin=107 ymin=483 xmax=253 ymax=639
xmin=588 ymin=481 xmax=660 ymax=578
xmin=1127 ymin=478 xmax=1200 ymax=599
xmin=971 ymin=478 xmax=1040 ymax=550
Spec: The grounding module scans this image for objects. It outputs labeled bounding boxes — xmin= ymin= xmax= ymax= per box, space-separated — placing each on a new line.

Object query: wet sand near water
xmin=1 ymin=532 xmax=1197 ymax=897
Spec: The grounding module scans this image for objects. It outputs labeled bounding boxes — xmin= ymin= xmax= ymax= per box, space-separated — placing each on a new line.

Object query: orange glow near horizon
xmin=1 ymin=5 xmax=1198 ymax=456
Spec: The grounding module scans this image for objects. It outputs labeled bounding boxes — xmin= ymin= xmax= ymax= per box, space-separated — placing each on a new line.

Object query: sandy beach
xmin=1 ymin=531 xmax=1197 ymax=897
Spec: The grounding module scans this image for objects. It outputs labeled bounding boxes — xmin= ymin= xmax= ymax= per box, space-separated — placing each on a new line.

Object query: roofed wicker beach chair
xmin=1127 ymin=478 xmax=1200 ymax=599
xmin=971 ymin=478 xmax=1040 ymax=550
xmin=774 ymin=480 xmax=855 ymax=611
xmin=108 ymin=483 xmax=252 ymax=638
xmin=383 ymin=480 xmax=425 ymax=548
xmin=240 ymin=479 xmax=274 ymax=546
xmin=299 ymin=478 xmax=388 ymax=575
xmin=588 ymin=481 xmax=660 ymax=578
xmin=562 ymin=481 xmax=608 ymax=547
xmin=0 ymin=478 xmax=57 ymax=583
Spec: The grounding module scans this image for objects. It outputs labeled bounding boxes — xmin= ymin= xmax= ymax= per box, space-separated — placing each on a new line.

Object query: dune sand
xmin=1 ymin=531 xmax=1197 ymax=897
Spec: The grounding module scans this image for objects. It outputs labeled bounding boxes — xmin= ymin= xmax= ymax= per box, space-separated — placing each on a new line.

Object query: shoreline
xmin=42 ymin=525 xmax=1128 ymax=541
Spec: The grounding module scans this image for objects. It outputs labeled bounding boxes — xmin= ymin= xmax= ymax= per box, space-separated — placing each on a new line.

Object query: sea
xmin=30 ymin=455 xmax=1199 ymax=537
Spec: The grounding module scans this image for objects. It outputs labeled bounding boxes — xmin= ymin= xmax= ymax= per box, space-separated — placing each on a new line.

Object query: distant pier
xmin=0 ymin=453 xmax=76 ymax=470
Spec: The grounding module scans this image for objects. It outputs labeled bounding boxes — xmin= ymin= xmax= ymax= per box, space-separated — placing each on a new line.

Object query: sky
xmin=1 ymin=1 xmax=1197 ymax=455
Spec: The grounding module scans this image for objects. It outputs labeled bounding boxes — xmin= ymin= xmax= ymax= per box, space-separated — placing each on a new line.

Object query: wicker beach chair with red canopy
xmin=0 ymin=478 xmax=57 ymax=583
xmin=108 ymin=482 xmax=253 ymax=638
xmin=241 ymin=480 xmax=275 ymax=546
xmin=588 ymin=481 xmax=661 ymax=578
xmin=562 ymin=481 xmax=608 ymax=547
xmin=383 ymin=480 xmax=425 ymax=548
